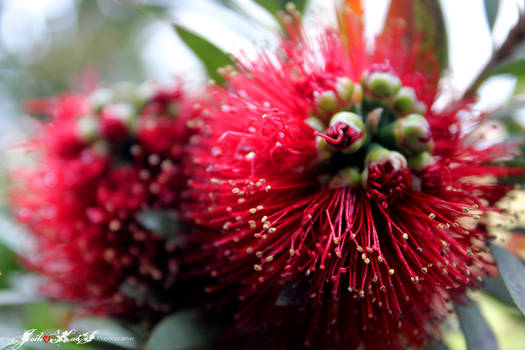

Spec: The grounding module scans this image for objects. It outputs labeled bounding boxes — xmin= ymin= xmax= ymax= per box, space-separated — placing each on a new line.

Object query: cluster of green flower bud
xmin=89 ymin=81 xmax=157 ymax=112
xmin=361 ymin=71 xmax=426 ymax=116
xmin=76 ymin=82 xmax=159 ymax=146
xmin=313 ymin=77 xmax=362 ymax=117
xmin=309 ymin=71 xmax=438 ymax=193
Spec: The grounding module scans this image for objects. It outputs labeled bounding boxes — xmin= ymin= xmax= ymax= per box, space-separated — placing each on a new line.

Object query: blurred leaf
xmin=484 ymin=0 xmax=500 ymax=30
xmin=253 ymin=0 xmax=307 ymax=16
xmin=24 ymin=302 xmax=71 ymax=331
xmin=0 ymin=291 xmax=42 ymax=306
xmin=454 ymin=301 xmax=499 ymax=350
xmin=490 ymin=244 xmax=525 ymax=316
xmin=383 ymin=0 xmax=448 ymax=71
xmin=0 ymin=244 xmax=21 ymax=289
xmin=482 ymin=276 xmax=517 ymax=307
xmin=174 ymin=25 xmax=234 ymax=85
xmin=513 ymin=227 xmax=525 ymax=234
xmin=136 ymin=209 xmax=178 ymax=239
xmin=426 ymin=339 xmax=450 ymax=350
xmin=145 ymin=310 xmax=221 ymax=350
xmin=489 ymin=59 xmax=525 ymax=78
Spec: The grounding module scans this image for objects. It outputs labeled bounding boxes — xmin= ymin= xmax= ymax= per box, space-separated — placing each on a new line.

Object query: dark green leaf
xmin=489 ymin=59 xmax=525 ymax=77
xmin=484 ymin=0 xmax=500 ymax=30
xmin=135 ymin=209 xmax=178 ymax=239
xmin=0 ymin=243 xmax=21 ymax=289
xmin=174 ymin=26 xmax=234 ymax=85
xmin=454 ymin=301 xmax=498 ymax=350
xmin=490 ymin=244 xmax=525 ymax=316
xmin=145 ymin=311 xmax=221 ymax=350
xmin=253 ymin=0 xmax=308 ymax=16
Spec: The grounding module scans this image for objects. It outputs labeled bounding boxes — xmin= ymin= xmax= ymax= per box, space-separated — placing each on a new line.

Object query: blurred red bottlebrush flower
xmin=183 ymin=3 xmax=520 ymax=350
xmin=12 ymin=82 xmax=200 ymax=318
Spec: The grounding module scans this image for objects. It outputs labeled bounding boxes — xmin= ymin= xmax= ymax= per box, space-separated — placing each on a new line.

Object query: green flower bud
xmin=414 ymin=101 xmax=427 ymax=115
xmin=362 ymin=145 xmax=408 ymax=188
xmin=305 ymin=117 xmax=325 ymax=131
xmin=335 ymin=77 xmax=354 ymax=102
xmin=315 ymin=90 xmax=338 ymax=115
xmin=89 ymin=88 xmax=113 ymax=111
xmin=134 ymin=81 xmax=156 ymax=105
xmin=316 ymin=135 xmax=332 ymax=160
xmin=76 ymin=115 xmax=99 ymax=143
xmin=366 ymin=72 xmax=401 ymax=98
xmin=326 ymin=111 xmax=367 ymax=154
xmin=112 ymin=82 xmax=136 ymax=101
xmin=408 ymin=152 xmax=435 ymax=172
xmin=351 ymin=83 xmax=363 ymax=104
xmin=393 ymin=87 xmax=416 ymax=115
xmin=364 ymin=144 xmax=407 ymax=170
xmin=397 ymin=114 xmax=433 ymax=154
xmin=329 ymin=167 xmax=362 ymax=188
xmin=92 ymin=140 xmax=110 ymax=155
xmin=365 ymin=107 xmax=383 ymax=135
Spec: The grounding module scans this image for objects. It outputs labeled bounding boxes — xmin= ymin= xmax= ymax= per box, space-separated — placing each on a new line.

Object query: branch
xmin=462 ymin=12 xmax=525 ymax=100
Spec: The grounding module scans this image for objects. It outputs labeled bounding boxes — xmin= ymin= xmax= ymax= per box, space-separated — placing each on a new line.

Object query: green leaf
xmin=482 ymin=276 xmax=516 ymax=307
xmin=426 ymin=340 xmax=450 ymax=350
xmin=174 ymin=25 xmax=234 ymax=85
xmin=454 ymin=301 xmax=499 ymax=350
xmin=253 ymin=0 xmax=308 ymax=17
xmin=489 ymin=59 xmax=525 ymax=77
xmin=490 ymin=244 xmax=525 ymax=316
xmin=383 ymin=0 xmax=448 ymax=72
xmin=484 ymin=0 xmax=500 ymax=30
xmin=145 ymin=311 xmax=221 ymax=350
xmin=0 ymin=243 xmax=21 ymax=289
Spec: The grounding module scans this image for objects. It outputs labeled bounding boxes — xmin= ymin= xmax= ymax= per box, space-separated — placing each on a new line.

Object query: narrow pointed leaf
xmin=484 ymin=0 xmax=500 ymax=30
xmin=482 ymin=275 xmax=516 ymax=307
xmin=489 ymin=58 xmax=525 ymax=77
xmin=174 ymin=25 xmax=234 ymax=84
xmin=454 ymin=301 xmax=499 ymax=350
xmin=383 ymin=0 xmax=448 ymax=71
xmin=490 ymin=243 xmax=525 ymax=316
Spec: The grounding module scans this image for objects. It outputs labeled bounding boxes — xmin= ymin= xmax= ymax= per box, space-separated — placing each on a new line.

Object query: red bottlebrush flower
xmin=12 ymin=82 xmax=200 ymax=318
xmin=183 ymin=4 xmax=519 ymax=350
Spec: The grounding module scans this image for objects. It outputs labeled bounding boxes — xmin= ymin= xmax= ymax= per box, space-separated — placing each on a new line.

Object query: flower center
xmin=309 ymin=70 xmax=435 ymax=204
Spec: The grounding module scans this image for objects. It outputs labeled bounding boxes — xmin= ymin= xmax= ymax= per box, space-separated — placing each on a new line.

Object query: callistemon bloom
xmin=12 ymin=82 xmax=199 ymax=317
xmin=184 ymin=4 xmax=519 ymax=350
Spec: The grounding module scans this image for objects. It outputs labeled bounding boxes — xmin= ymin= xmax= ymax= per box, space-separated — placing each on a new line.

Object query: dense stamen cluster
xmin=12 ymin=82 xmax=198 ymax=318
